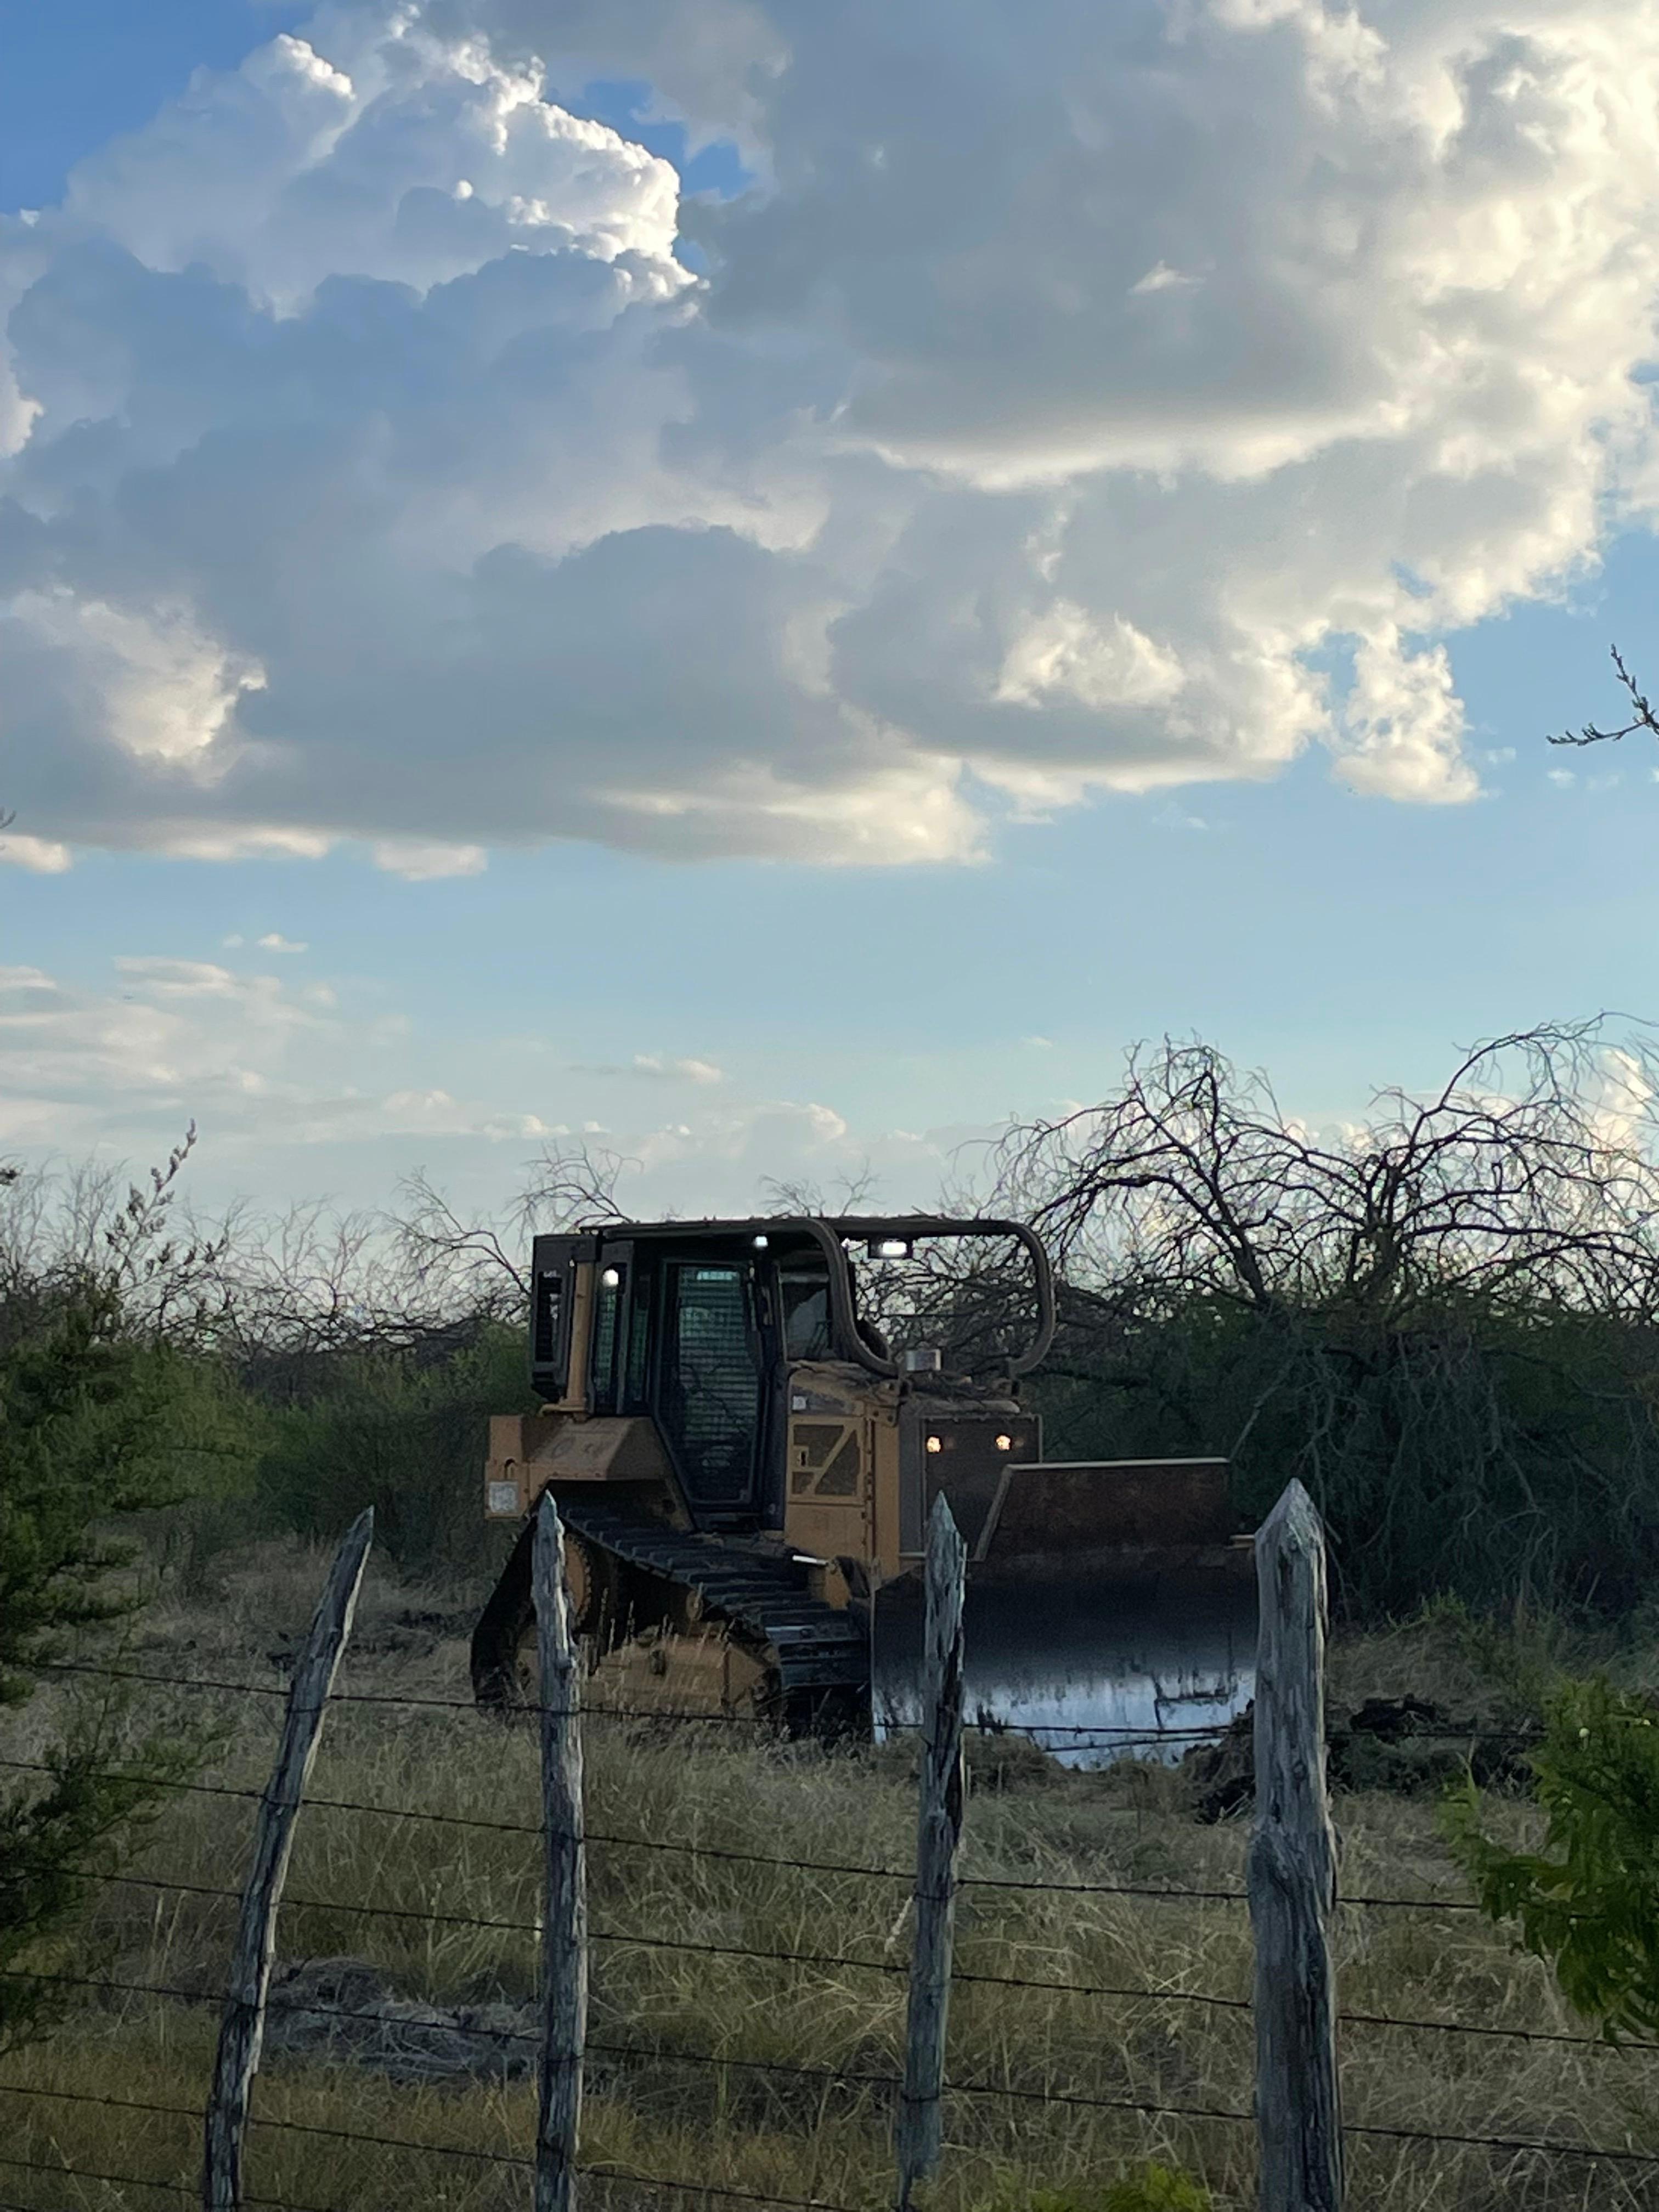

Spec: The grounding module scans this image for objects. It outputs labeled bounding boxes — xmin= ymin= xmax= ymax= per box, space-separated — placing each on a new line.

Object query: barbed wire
xmin=0 ymin=2110 xmax=873 ymax=2212
xmin=7 ymin=2062 xmax=1656 ymax=2180
xmin=1344 ymin=2117 xmax=1659 ymax=2168
xmin=19 ymin=1639 xmax=1645 ymax=2199
xmin=15 ymin=1955 xmax=1656 ymax=2085
xmin=0 ymin=2146 xmax=340 ymax=2212
xmin=38 ymin=1650 xmax=1553 ymax=1751
xmin=5 ymin=1858 xmax=1267 ymax=1998
xmin=0 ymin=1753 xmax=1481 ymax=1914
xmin=31 ymin=1654 xmax=1239 ymax=1744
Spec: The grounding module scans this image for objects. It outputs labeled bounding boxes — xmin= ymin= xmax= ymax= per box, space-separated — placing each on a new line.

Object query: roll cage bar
xmin=579 ymin=1214 xmax=1056 ymax=1381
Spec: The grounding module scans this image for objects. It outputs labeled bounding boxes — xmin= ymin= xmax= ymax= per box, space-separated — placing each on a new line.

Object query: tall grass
xmin=4 ymin=1544 xmax=1659 ymax=2209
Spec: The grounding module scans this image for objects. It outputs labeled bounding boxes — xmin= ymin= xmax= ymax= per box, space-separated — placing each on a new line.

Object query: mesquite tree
xmin=990 ymin=1024 xmax=1659 ymax=1618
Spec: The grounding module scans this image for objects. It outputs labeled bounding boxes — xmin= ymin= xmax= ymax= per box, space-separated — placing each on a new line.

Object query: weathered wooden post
xmin=203 ymin=1509 xmax=374 ymax=2211
xmin=894 ymin=1494 xmax=968 ymax=2211
xmin=533 ymin=1490 xmax=588 ymax=2212
xmin=1246 ymin=1480 xmax=1342 ymax=2212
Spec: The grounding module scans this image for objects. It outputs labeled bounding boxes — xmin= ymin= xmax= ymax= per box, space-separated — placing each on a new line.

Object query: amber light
xmin=925 ymin=1434 xmax=944 ymax=1454
xmin=995 ymin=1434 xmax=1013 ymax=1451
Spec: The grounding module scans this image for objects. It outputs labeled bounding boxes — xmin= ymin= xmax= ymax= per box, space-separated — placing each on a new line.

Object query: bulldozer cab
xmin=520 ymin=1214 xmax=1054 ymax=1538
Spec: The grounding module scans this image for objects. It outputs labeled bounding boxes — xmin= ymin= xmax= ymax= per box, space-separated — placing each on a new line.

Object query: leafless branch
xmin=1548 ymin=645 xmax=1658 ymax=749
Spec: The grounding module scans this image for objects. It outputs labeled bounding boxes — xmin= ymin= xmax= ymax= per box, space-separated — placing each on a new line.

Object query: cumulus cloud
xmin=2 ymin=0 xmax=1658 ymax=864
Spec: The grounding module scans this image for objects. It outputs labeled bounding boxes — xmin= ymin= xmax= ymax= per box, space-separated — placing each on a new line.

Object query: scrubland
xmin=5 ymin=1543 xmax=1659 ymax=2212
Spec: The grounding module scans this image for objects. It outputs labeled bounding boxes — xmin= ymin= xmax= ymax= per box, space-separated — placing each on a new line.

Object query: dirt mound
xmin=1184 ymin=1696 xmax=1537 ymax=1822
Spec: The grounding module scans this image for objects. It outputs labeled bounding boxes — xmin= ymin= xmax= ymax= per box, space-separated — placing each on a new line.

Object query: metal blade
xmin=872 ymin=1561 xmax=1256 ymax=1767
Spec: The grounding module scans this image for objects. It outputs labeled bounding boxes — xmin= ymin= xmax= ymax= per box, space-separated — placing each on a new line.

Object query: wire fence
xmin=5 ymin=1508 xmax=1658 ymax=2210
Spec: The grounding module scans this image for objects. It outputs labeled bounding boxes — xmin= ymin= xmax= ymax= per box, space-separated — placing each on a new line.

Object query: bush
xmin=975 ymin=2162 xmax=1212 ymax=2212
xmin=1445 ymin=1673 xmax=1659 ymax=2041
xmin=1 ymin=1175 xmax=241 ymax=2050
xmin=249 ymin=1323 xmax=532 ymax=1577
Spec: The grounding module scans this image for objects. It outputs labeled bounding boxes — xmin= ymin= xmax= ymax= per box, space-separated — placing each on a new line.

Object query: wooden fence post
xmin=894 ymin=1494 xmax=968 ymax=2211
xmin=203 ymin=1509 xmax=374 ymax=2212
xmin=534 ymin=1491 xmax=588 ymax=2212
xmin=1246 ymin=1480 xmax=1342 ymax=2212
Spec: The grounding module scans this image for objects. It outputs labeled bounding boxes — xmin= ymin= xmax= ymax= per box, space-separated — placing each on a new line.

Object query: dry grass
xmin=4 ymin=1542 xmax=1659 ymax=2211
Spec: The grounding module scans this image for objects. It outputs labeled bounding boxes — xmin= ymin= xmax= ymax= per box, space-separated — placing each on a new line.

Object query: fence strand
xmin=0 ymin=2143 xmax=343 ymax=2211
xmin=0 ymin=1752 xmax=1480 ymax=1913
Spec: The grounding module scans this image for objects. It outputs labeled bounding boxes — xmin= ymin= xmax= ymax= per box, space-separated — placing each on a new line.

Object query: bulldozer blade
xmin=872 ymin=1459 xmax=1257 ymax=1765
xmin=872 ymin=1563 xmax=1256 ymax=1765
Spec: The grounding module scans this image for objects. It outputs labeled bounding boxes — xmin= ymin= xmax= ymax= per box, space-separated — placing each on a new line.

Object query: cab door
xmin=652 ymin=1257 xmax=766 ymax=1522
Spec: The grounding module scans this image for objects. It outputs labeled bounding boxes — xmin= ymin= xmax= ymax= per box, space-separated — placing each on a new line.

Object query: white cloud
xmin=257 ymin=932 xmax=309 ymax=953
xmin=0 ymin=831 xmax=72 ymax=873
xmin=62 ymin=22 xmax=686 ymax=315
xmin=0 ymin=948 xmax=964 ymax=1218
xmin=1331 ymin=629 xmax=1479 ymax=804
xmin=629 ymin=1053 xmax=725 ymax=1084
xmin=371 ymin=840 xmax=490 ymax=880
xmin=1 ymin=0 xmax=1657 ymax=866
xmin=1130 ymin=262 xmax=1202 ymax=296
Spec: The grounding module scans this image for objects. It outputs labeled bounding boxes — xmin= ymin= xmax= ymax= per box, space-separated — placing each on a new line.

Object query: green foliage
xmin=0 ymin=1154 xmax=242 ymax=2051
xmin=1003 ymin=1027 xmax=1659 ymax=1624
xmin=1 ymin=1278 xmax=239 ymax=1696
xmin=250 ymin=1323 xmax=532 ymax=1575
xmin=973 ymin=2162 xmax=1211 ymax=2212
xmin=1444 ymin=1674 xmax=1659 ymax=2041
xmin=1031 ymin=1292 xmax=1659 ymax=1621
xmin=0 ymin=1691 xmax=205 ymax=2052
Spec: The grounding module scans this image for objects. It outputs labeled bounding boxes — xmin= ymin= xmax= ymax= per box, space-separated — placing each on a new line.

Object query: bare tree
xmin=994 ymin=1024 xmax=1659 ymax=1323
xmin=0 ymin=1128 xmax=234 ymax=1349
xmin=388 ymin=1141 xmax=636 ymax=1318
xmin=759 ymin=1160 xmax=879 ymax=1216
xmin=985 ymin=1023 xmax=1659 ymax=1617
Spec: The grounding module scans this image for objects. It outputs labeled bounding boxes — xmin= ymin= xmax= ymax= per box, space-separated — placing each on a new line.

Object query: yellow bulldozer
xmin=472 ymin=1215 xmax=1255 ymax=1757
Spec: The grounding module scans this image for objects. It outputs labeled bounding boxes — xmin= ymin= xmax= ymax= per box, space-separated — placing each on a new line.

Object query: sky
xmin=2 ymin=0 xmax=1658 ymax=1234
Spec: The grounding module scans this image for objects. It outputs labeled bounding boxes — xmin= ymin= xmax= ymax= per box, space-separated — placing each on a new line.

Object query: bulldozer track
xmin=555 ymin=1502 xmax=870 ymax=1730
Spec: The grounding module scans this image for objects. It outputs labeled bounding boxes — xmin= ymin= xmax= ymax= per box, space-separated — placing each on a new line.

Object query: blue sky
xmin=2 ymin=0 xmax=1657 ymax=1229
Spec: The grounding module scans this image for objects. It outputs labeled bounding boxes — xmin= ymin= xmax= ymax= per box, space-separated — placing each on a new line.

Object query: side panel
xmin=780 ymin=1361 xmax=893 ymax=1573
xmin=781 ymin=1411 xmax=874 ymax=1566
xmin=482 ymin=1413 xmax=686 ymax=1523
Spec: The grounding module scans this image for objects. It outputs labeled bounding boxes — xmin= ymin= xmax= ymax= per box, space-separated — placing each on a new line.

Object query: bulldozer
xmin=471 ymin=1215 xmax=1256 ymax=1759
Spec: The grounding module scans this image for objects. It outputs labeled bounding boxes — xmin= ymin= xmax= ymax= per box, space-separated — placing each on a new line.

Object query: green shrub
xmin=974 ymin=2161 xmax=1212 ymax=2212
xmin=1 ymin=1244 xmax=240 ymax=2047
xmin=250 ymin=1324 xmax=532 ymax=1576
xmin=1444 ymin=1674 xmax=1659 ymax=2041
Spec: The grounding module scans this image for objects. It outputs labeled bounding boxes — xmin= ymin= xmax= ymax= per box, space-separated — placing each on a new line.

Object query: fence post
xmin=894 ymin=1494 xmax=967 ymax=2211
xmin=202 ymin=1509 xmax=374 ymax=2212
xmin=1246 ymin=1480 xmax=1342 ymax=2212
xmin=534 ymin=1491 xmax=588 ymax=2212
